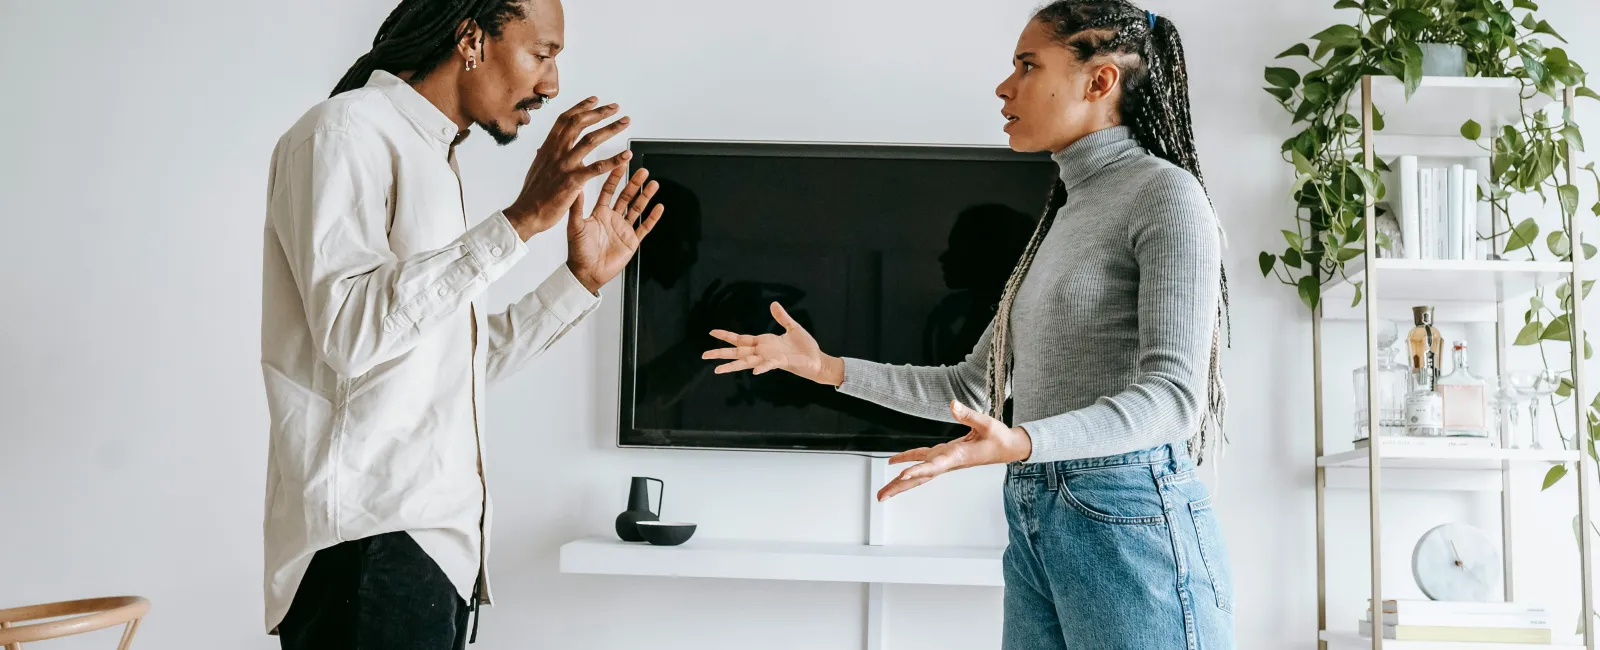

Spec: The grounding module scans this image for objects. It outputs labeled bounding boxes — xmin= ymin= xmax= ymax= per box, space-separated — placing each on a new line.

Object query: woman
xmin=703 ymin=2 xmax=1233 ymax=648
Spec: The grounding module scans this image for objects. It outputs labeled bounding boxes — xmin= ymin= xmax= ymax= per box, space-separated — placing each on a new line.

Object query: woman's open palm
xmin=702 ymin=302 xmax=840 ymax=386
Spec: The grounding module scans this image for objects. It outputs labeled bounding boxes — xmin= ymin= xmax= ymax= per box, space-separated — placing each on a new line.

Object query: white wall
xmin=3 ymin=1 xmax=1599 ymax=648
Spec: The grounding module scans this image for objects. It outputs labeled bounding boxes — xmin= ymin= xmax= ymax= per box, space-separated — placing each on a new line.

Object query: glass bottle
xmin=1404 ymin=307 xmax=1445 ymax=437
xmin=1437 ymin=341 xmax=1491 ymax=438
xmin=1354 ymin=321 xmax=1408 ymax=441
xmin=1407 ymin=306 xmax=1445 ymax=387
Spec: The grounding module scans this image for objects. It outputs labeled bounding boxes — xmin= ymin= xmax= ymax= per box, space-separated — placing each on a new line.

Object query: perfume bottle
xmin=1407 ymin=306 xmax=1445 ymax=387
xmin=1438 ymin=341 xmax=1491 ymax=438
xmin=1354 ymin=321 xmax=1408 ymax=440
xmin=1405 ymin=373 xmax=1445 ymax=437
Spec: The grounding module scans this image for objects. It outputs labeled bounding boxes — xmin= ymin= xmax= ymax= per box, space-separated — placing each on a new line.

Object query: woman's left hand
xmin=877 ymin=400 xmax=1034 ymax=501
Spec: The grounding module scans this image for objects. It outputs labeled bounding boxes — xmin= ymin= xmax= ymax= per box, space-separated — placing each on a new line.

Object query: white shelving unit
xmin=1311 ymin=76 xmax=1593 ymax=650
xmin=559 ymin=537 xmax=1004 ymax=586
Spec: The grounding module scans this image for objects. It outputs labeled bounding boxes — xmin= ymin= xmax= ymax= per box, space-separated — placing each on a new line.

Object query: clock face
xmin=1412 ymin=523 xmax=1501 ymax=602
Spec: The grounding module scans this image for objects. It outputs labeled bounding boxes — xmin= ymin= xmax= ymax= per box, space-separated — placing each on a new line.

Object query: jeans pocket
xmin=1056 ymin=465 xmax=1166 ymax=525
xmin=1189 ymin=497 xmax=1234 ymax=614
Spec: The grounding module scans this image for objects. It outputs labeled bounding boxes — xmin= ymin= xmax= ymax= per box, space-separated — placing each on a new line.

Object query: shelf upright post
xmin=1315 ymin=299 xmax=1328 ymax=650
xmin=1562 ymin=86 xmax=1596 ymax=650
xmin=1361 ymin=75 xmax=1386 ymax=650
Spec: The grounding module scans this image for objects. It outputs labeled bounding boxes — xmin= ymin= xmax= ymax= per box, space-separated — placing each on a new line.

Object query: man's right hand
xmin=503 ymin=97 xmax=634 ymax=241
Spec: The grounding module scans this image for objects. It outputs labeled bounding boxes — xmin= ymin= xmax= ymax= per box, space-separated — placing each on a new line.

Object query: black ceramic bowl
xmin=636 ymin=521 xmax=697 ymax=546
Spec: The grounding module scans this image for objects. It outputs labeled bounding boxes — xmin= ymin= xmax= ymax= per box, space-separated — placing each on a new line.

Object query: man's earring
xmin=466 ymin=56 xmax=477 ymax=71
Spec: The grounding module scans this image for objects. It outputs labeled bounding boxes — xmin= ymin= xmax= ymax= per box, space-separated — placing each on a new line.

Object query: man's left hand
xmin=566 ymin=166 xmax=664 ymax=294
xmin=875 ymin=400 xmax=1033 ymax=501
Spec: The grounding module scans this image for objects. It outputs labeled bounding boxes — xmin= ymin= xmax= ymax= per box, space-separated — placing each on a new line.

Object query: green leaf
xmin=1462 ymin=119 xmax=1483 ymax=141
xmin=1544 ymin=464 xmax=1569 ymax=490
xmin=1389 ymin=8 xmax=1430 ymax=30
xmin=1352 ymin=280 xmax=1364 ymax=308
xmin=1585 ymin=280 xmax=1595 ymax=298
xmin=1515 ymin=321 xmax=1544 ymax=345
xmin=1298 ymin=275 xmax=1321 ymax=311
xmin=1303 ymin=81 xmax=1330 ymax=106
xmin=1258 ymin=252 xmax=1276 ymax=277
xmin=1337 ymin=247 xmax=1365 ymax=262
xmin=1283 ymin=229 xmax=1304 ymax=250
xmin=1564 ymin=125 xmax=1586 ymax=153
xmin=1292 ymin=150 xmax=1316 ymax=176
xmin=1312 ymin=24 xmax=1362 ymax=48
xmin=1533 ymin=20 xmax=1567 ymax=44
xmin=1373 ymin=108 xmax=1386 ymax=132
xmin=1265 ymin=67 xmax=1301 ymax=88
xmin=1277 ymin=43 xmax=1312 ymax=59
xmin=1338 ymin=114 xmax=1362 ymax=131
xmin=1284 ymin=247 xmax=1304 ymax=269
xmin=1505 ymin=218 xmax=1540 ymax=253
xmin=1514 ymin=0 xmax=1539 ymax=10
xmin=1559 ymin=377 xmax=1575 ymax=398
xmin=1550 ymin=230 xmax=1572 ymax=257
xmin=1560 ymin=184 xmax=1581 ymax=218
xmin=1334 ymin=0 xmax=1363 ymax=8
xmin=1544 ymin=314 xmax=1572 ymax=341
xmin=1578 ymin=87 xmax=1600 ymax=102
xmin=1265 ymin=86 xmax=1294 ymax=102
xmin=1402 ymin=41 xmax=1425 ymax=98
xmin=1524 ymin=52 xmax=1550 ymax=88
xmin=1587 ymin=243 xmax=1598 ymax=260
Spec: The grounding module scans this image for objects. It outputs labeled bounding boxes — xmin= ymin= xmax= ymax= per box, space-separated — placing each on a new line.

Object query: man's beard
xmin=480 ymin=120 xmax=518 ymax=146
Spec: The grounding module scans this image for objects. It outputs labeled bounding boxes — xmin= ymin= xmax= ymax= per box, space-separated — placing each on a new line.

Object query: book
xmin=1354 ymin=436 xmax=1498 ymax=449
xmin=1463 ymin=168 xmax=1479 ymax=260
xmin=1420 ymin=168 xmax=1435 ymax=260
xmin=1399 ymin=156 xmax=1421 ymax=260
xmin=1435 ymin=168 xmax=1451 ymax=260
xmin=1448 ymin=164 xmax=1465 ymax=261
xmin=1372 ymin=599 xmax=1548 ymax=616
xmin=1360 ymin=620 xmax=1553 ymax=644
xmin=1366 ymin=610 xmax=1551 ymax=628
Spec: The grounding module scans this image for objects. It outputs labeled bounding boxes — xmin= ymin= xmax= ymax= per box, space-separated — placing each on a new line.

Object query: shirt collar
xmin=366 ymin=70 xmax=466 ymax=146
xmin=1050 ymin=125 xmax=1141 ymax=192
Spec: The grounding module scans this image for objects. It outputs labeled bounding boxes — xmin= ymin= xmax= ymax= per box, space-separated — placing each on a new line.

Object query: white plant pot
xmin=1419 ymin=42 xmax=1467 ymax=77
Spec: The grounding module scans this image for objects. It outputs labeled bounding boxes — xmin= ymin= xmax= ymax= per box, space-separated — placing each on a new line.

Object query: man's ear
xmin=455 ymin=18 xmax=486 ymax=68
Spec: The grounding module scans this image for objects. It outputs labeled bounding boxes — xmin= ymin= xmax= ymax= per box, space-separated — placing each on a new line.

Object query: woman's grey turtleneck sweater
xmin=838 ymin=125 xmax=1221 ymax=463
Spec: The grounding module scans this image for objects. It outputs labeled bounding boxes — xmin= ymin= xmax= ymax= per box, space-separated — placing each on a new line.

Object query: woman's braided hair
xmin=987 ymin=1 xmax=1229 ymax=463
xmin=330 ymin=0 xmax=531 ymax=97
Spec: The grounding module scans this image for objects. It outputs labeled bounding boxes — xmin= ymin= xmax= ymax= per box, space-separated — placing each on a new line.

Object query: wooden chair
xmin=0 ymin=597 xmax=149 ymax=650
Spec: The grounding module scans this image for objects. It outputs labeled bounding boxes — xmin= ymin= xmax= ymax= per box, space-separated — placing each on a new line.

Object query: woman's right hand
xmin=702 ymin=302 xmax=845 ymax=386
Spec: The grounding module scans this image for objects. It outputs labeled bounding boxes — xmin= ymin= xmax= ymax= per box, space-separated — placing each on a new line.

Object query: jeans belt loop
xmin=1044 ymin=461 xmax=1060 ymax=491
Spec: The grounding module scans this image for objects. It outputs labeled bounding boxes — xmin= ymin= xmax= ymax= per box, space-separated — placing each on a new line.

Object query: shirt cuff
xmin=535 ymin=262 xmax=601 ymax=326
xmin=463 ymin=211 xmax=529 ymax=281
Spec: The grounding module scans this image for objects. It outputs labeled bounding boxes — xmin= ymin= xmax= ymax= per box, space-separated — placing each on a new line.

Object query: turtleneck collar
xmin=1049 ymin=125 xmax=1141 ymax=192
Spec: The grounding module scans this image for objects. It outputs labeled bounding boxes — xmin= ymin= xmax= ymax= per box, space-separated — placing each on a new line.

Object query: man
xmin=259 ymin=0 xmax=661 ymax=647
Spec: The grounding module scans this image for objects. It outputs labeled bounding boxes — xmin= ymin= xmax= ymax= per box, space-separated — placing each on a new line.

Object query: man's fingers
xmin=596 ymin=165 xmax=627 ymax=209
xmin=888 ymin=447 xmax=932 ymax=465
xmin=877 ymin=473 xmax=937 ymax=501
xmin=624 ymin=179 xmax=659 ymax=225
xmin=634 ymin=205 xmax=665 ymax=241
xmin=752 ymin=357 xmax=784 ymax=375
xmin=581 ymin=149 xmax=633 ymax=179
xmin=948 ymin=400 xmax=990 ymax=428
xmin=572 ymin=116 xmax=632 ymax=160
xmin=612 ymin=169 xmax=649 ymax=214
xmin=555 ymin=101 xmax=618 ymax=146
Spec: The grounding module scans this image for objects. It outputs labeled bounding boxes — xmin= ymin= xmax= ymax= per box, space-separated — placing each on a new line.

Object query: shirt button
xmin=438 ymin=287 xmax=449 ymax=297
xmin=490 ymin=246 xmax=504 ymax=257
xmin=442 ymin=126 xmax=452 ymax=137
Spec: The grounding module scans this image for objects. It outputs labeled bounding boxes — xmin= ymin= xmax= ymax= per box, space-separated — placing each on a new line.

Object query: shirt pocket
xmin=1056 ymin=464 xmax=1166 ymax=525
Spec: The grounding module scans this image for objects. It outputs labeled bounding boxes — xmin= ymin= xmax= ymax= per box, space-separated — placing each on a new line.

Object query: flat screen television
xmin=617 ymin=139 xmax=1058 ymax=454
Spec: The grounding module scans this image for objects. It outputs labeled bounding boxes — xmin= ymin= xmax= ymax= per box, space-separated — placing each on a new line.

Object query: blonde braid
xmin=987 ymin=181 xmax=1069 ymax=423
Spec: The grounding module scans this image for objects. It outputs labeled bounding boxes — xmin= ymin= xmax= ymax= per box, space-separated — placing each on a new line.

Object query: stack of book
xmin=1386 ymin=155 xmax=1486 ymax=261
xmin=1362 ymin=600 xmax=1552 ymax=644
xmin=1353 ymin=436 xmax=1499 ymax=450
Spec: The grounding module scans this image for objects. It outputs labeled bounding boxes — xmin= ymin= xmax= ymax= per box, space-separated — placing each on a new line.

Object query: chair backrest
xmin=0 ymin=596 xmax=149 ymax=650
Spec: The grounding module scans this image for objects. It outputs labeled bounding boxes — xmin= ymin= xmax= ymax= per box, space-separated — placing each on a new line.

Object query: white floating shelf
xmin=1322 ymin=259 xmax=1572 ymax=322
xmin=1373 ymin=133 xmax=1489 ymax=159
xmin=1321 ymin=629 xmax=1579 ymax=649
xmin=559 ymin=537 xmax=1004 ymax=587
xmin=1364 ymin=76 xmax=1553 ymax=138
xmin=1318 ymin=444 xmax=1577 ymax=470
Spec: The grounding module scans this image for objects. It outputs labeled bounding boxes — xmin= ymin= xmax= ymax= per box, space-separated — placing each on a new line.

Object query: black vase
xmin=614 ymin=477 xmax=663 ymax=542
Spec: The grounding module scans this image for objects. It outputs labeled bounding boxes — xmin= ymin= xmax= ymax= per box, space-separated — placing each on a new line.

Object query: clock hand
xmin=1449 ymin=539 xmax=1464 ymax=568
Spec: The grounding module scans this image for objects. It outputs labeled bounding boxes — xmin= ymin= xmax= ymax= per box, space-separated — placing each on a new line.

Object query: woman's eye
xmin=1022 ymin=62 xmax=1035 ymax=73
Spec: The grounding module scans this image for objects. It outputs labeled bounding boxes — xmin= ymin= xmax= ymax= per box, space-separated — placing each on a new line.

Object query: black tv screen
xmin=617 ymin=140 xmax=1057 ymax=454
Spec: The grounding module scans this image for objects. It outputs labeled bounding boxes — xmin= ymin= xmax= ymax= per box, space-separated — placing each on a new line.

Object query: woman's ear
xmin=1086 ymin=61 xmax=1121 ymax=102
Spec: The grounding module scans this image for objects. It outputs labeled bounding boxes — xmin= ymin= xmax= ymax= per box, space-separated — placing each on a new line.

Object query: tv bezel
xmin=616 ymin=138 xmax=1051 ymax=456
